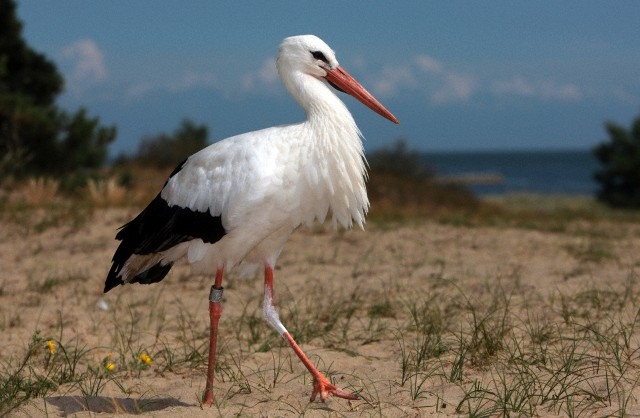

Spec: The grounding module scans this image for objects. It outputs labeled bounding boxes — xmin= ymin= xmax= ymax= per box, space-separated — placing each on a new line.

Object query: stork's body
xmin=105 ymin=35 xmax=398 ymax=405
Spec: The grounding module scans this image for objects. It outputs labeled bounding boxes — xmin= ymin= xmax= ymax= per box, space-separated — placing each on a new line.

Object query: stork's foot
xmin=310 ymin=373 xmax=359 ymax=402
xmin=202 ymin=390 xmax=214 ymax=407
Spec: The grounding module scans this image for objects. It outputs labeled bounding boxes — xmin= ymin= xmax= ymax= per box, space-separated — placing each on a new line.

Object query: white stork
xmin=105 ymin=34 xmax=398 ymax=405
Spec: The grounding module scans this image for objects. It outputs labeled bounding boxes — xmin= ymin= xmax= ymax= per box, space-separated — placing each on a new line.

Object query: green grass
xmin=2 ymin=184 xmax=640 ymax=415
xmin=3 ymin=267 xmax=640 ymax=416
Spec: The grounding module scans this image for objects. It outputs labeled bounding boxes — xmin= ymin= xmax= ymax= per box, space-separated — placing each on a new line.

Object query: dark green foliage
xmin=367 ymin=138 xmax=434 ymax=180
xmin=0 ymin=0 xmax=115 ymax=177
xmin=19 ymin=107 xmax=117 ymax=176
xmin=366 ymin=139 xmax=479 ymax=219
xmin=135 ymin=119 xmax=209 ymax=168
xmin=57 ymin=108 xmax=117 ymax=173
xmin=0 ymin=333 xmax=70 ymax=415
xmin=0 ymin=0 xmax=63 ymax=107
xmin=593 ymin=115 xmax=640 ymax=208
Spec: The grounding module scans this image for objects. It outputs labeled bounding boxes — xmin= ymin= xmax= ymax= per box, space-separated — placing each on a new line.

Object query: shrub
xmin=367 ymin=138 xmax=434 ymax=180
xmin=135 ymin=119 xmax=209 ymax=168
xmin=593 ymin=115 xmax=640 ymax=209
xmin=367 ymin=139 xmax=479 ymax=219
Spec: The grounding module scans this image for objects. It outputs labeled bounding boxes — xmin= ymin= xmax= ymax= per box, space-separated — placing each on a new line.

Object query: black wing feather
xmin=104 ymin=176 xmax=226 ymax=293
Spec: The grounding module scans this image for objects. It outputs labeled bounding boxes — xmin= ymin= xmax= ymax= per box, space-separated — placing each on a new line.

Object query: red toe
xmin=310 ymin=374 xmax=359 ymax=402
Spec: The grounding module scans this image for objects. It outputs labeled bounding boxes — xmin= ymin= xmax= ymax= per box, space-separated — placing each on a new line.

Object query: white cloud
xmin=125 ymin=71 xmax=217 ymax=100
xmin=432 ymin=73 xmax=476 ymax=104
xmin=360 ymin=52 xmax=592 ymax=106
xmin=168 ymin=71 xmax=217 ymax=93
xmin=372 ymin=65 xmax=417 ymax=97
xmin=126 ymin=82 xmax=153 ymax=100
xmin=539 ymin=82 xmax=581 ymax=101
xmin=367 ymin=54 xmax=474 ymax=104
xmin=414 ymin=54 xmax=444 ymax=74
xmin=490 ymin=76 xmax=582 ymax=101
xmin=258 ymin=59 xmax=279 ymax=85
xmin=125 ymin=58 xmax=277 ymax=102
xmin=119 ymin=51 xmax=592 ymax=108
xmin=491 ymin=76 xmax=536 ymax=97
xmin=611 ymin=87 xmax=639 ymax=105
xmin=241 ymin=58 xmax=278 ymax=92
xmin=61 ymin=39 xmax=107 ymax=94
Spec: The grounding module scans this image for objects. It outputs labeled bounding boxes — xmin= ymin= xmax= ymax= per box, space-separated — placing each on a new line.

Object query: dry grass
xmin=1 ymin=169 xmax=640 ymax=416
xmin=19 ymin=178 xmax=61 ymax=206
xmin=86 ymin=178 xmax=127 ymax=206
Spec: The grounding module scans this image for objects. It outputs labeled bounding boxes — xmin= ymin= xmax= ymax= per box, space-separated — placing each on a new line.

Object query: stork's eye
xmin=311 ymin=51 xmax=328 ymax=64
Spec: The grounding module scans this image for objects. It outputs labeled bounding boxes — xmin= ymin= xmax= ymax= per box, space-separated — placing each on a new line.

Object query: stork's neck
xmin=285 ymin=72 xmax=361 ymax=145
xmin=282 ymin=70 xmax=368 ymax=229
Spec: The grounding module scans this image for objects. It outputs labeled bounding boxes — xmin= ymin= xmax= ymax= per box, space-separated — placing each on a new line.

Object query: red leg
xmin=262 ymin=265 xmax=358 ymax=402
xmin=202 ymin=268 xmax=224 ymax=406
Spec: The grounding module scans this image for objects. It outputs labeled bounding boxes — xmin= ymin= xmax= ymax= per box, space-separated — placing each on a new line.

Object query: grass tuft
xmin=2 ymin=167 xmax=640 ymax=415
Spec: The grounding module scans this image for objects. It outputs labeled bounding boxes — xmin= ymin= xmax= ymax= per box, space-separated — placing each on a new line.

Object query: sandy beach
xmin=2 ymin=205 xmax=640 ymax=417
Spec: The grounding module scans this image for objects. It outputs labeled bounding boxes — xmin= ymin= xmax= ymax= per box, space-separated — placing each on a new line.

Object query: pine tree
xmin=136 ymin=119 xmax=209 ymax=168
xmin=593 ymin=115 xmax=640 ymax=208
xmin=0 ymin=0 xmax=115 ymax=177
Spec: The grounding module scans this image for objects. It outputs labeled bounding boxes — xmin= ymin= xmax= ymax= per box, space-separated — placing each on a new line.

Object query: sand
xmin=2 ymin=208 xmax=640 ymax=417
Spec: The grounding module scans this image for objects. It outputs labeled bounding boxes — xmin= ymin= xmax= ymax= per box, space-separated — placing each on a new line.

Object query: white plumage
xmin=105 ymin=34 xmax=398 ymax=405
xmin=162 ymin=117 xmax=366 ymax=274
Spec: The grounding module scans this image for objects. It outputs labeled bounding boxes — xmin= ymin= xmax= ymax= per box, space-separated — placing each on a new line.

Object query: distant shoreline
xmin=423 ymin=149 xmax=598 ymax=196
xmin=435 ymin=172 xmax=504 ymax=186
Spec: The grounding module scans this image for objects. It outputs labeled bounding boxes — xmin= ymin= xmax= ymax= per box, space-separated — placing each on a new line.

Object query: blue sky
xmin=16 ymin=1 xmax=640 ymax=155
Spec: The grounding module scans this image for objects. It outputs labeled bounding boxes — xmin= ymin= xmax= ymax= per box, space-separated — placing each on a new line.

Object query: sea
xmin=422 ymin=149 xmax=599 ymax=197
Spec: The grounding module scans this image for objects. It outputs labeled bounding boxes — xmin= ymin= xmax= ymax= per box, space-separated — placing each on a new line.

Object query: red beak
xmin=324 ymin=66 xmax=399 ymax=124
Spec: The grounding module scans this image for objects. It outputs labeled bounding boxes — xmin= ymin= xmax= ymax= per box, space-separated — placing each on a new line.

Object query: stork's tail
xmin=104 ymin=259 xmax=173 ymax=293
xmin=104 ymin=264 xmax=124 ymax=293
xmin=103 ymin=183 xmax=226 ymax=293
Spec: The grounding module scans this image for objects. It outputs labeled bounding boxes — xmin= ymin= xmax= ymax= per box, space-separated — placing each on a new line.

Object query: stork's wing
xmin=104 ymin=159 xmax=227 ymax=292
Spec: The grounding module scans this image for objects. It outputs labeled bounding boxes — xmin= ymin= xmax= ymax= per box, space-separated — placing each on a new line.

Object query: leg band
xmin=209 ymin=286 xmax=224 ymax=303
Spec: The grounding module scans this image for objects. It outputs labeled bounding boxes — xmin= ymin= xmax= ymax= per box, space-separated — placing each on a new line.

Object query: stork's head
xmin=277 ymin=35 xmax=399 ymax=124
xmin=278 ymin=35 xmax=338 ymax=79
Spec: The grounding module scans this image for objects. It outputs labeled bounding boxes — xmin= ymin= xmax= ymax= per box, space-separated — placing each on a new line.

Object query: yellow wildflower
xmin=46 ymin=340 xmax=56 ymax=355
xmin=105 ymin=362 xmax=116 ymax=372
xmin=140 ymin=353 xmax=152 ymax=365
